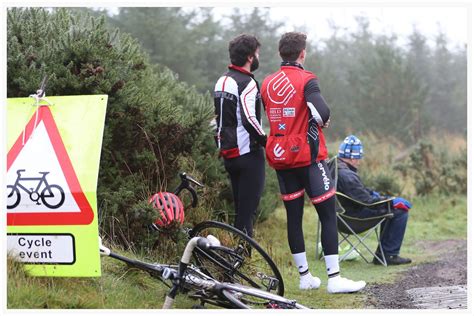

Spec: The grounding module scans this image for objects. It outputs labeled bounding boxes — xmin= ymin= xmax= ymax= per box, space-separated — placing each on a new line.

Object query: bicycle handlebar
xmin=181 ymin=172 xmax=204 ymax=188
xmin=164 ymin=235 xmax=216 ymax=308
xmin=173 ymin=172 xmax=204 ymax=208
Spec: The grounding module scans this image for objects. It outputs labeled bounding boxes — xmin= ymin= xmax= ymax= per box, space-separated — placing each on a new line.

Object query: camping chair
xmin=316 ymin=156 xmax=395 ymax=266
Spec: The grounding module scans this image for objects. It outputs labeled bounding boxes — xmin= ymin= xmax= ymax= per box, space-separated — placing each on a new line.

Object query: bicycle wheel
xmin=7 ymin=185 xmax=20 ymax=209
xmin=41 ymin=185 xmax=65 ymax=209
xmin=189 ymin=220 xmax=284 ymax=296
xmin=221 ymin=283 xmax=309 ymax=309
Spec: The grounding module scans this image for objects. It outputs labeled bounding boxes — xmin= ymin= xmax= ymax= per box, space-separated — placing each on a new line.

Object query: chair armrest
xmin=336 ymin=192 xmax=395 ymax=207
xmin=340 ymin=212 xmax=394 ymax=221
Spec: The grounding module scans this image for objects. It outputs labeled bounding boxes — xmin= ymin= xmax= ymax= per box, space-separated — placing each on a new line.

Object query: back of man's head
xmin=279 ymin=32 xmax=307 ymax=62
xmin=228 ymin=34 xmax=260 ymax=67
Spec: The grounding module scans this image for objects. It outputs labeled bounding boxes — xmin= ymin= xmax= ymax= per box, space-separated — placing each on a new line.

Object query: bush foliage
xmin=394 ymin=141 xmax=467 ymax=196
xmin=7 ymin=8 xmax=280 ymax=250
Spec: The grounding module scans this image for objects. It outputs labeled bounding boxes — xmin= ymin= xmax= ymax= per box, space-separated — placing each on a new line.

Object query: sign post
xmin=6 ymin=95 xmax=107 ymax=277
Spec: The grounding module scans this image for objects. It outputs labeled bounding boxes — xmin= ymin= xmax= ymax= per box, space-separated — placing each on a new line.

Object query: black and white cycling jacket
xmin=213 ymin=64 xmax=266 ymax=159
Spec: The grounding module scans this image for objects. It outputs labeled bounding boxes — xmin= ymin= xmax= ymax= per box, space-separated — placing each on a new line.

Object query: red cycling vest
xmin=261 ymin=65 xmax=328 ymax=170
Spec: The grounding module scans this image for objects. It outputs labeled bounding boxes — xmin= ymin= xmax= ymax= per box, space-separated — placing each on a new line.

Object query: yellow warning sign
xmin=6 ymin=95 xmax=107 ymax=276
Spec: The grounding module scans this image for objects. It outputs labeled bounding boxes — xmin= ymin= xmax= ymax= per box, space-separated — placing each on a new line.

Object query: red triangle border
xmin=7 ymin=106 xmax=94 ymax=226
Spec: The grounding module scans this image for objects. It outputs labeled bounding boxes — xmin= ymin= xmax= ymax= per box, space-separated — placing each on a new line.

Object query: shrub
xmin=7 ymin=8 xmax=279 ymax=252
xmin=394 ymin=140 xmax=467 ymax=196
xmin=7 ymin=8 xmax=219 ymax=250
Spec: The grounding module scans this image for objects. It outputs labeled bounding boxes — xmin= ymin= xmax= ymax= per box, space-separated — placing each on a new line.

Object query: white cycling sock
xmin=324 ymin=254 xmax=340 ymax=278
xmin=292 ymin=252 xmax=309 ymax=275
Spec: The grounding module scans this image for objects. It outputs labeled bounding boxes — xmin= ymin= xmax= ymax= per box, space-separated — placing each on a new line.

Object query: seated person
xmin=336 ymin=135 xmax=412 ymax=265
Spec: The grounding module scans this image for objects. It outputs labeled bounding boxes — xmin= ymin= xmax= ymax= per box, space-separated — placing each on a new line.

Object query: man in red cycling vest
xmin=261 ymin=32 xmax=365 ymax=293
xmin=213 ymin=34 xmax=267 ymax=238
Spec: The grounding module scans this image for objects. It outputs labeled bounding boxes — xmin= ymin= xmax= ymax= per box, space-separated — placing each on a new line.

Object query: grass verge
xmin=7 ymin=193 xmax=466 ymax=309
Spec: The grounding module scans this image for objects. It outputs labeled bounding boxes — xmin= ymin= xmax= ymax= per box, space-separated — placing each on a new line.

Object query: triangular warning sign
xmin=7 ymin=106 xmax=94 ymax=226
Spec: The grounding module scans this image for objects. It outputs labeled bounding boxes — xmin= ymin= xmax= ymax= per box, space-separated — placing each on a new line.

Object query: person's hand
xmin=370 ymin=190 xmax=381 ymax=198
xmin=392 ymin=197 xmax=412 ymax=211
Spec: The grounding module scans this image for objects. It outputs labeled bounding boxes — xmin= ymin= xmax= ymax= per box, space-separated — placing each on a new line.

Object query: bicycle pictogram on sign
xmin=7 ymin=169 xmax=65 ymax=209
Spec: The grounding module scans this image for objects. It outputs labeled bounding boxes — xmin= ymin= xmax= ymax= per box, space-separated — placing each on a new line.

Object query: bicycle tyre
xmin=41 ymin=185 xmax=65 ymax=209
xmin=7 ymin=185 xmax=20 ymax=209
xmin=189 ymin=220 xmax=284 ymax=296
xmin=221 ymin=283 xmax=309 ymax=309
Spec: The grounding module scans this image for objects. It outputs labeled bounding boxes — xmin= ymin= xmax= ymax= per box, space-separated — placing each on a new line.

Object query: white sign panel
xmin=7 ymin=234 xmax=76 ymax=264
xmin=7 ymin=121 xmax=80 ymax=213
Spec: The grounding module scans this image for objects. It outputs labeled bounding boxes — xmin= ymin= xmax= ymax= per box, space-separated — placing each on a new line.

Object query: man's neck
xmin=341 ymin=158 xmax=358 ymax=170
xmin=281 ymin=61 xmax=304 ymax=69
xmin=296 ymin=57 xmax=304 ymax=65
xmin=228 ymin=64 xmax=253 ymax=76
xmin=242 ymin=63 xmax=251 ymax=72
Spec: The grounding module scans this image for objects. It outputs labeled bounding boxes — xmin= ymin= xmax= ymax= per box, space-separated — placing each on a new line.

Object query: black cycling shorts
xmin=276 ymin=160 xmax=335 ymax=204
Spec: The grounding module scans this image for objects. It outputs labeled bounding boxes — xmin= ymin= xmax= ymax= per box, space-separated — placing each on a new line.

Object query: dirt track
xmin=365 ymin=239 xmax=467 ymax=309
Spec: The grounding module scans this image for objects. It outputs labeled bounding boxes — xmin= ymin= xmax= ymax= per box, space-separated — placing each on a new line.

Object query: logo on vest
xmin=266 ymin=71 xmax=296 ymax=105
xmin=273 ymin=143 xmax=285 ymax=158
xmin=290 ymin=145 xmax=300 ymax=152
xmin=283 ymin=108 xmax=295 ymax=117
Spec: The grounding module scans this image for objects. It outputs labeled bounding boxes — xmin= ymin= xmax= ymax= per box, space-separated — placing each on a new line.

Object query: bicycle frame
xmin=7 ymin=169 xmax=65 ymax=209
xmin=99 ymin=236 xmax=307 ymax=309
xmin=12 ymin=170 xmax=49 ymax=196
xmin=99 ymin=172 xmax=295 ymax=308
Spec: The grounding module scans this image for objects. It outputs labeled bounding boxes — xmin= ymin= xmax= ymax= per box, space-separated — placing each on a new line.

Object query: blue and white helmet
xmin=338 ymin=135 xmax=364 ymax=159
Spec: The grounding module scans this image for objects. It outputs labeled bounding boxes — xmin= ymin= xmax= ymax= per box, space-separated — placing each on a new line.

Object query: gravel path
xmin=365 ymin=239 xmax=467 ymax=309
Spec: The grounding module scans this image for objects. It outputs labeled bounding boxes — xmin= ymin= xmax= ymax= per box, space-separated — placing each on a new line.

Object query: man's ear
xmin=247 ymin=54 xmax=254 ymax=64
xmin=299 ymin=49 xmax=306 ymax=61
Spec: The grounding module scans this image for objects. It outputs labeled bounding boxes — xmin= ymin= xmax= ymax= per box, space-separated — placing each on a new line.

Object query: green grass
xmin=7 ymin=193 xmax=466 ymax=309
xmin=7 ymin=249 xmax=194 ymax=309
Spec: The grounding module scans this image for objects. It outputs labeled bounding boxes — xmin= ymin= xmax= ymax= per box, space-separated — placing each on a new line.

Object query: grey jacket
xmin=337 ymin=158 xmax=389 ymax=218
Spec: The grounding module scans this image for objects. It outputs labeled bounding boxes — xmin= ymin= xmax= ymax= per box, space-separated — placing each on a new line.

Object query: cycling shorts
xmin=276 ymin=160 xmax=335 ymax=204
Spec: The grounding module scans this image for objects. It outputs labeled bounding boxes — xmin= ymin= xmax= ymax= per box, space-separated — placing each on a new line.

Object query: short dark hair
xmin=228 ymin=34 xmax=261 ymax=67
xmin=279 ymin=32 xmax=307 ymax=61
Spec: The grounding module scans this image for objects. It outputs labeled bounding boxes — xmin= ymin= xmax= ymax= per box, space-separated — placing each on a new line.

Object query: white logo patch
xmin=266 ymin=71 xmax=296 ymax=105
xmin=283 ymin=108 xmax=295 ymax=117
xmin=273 ymin=143 xmax=285 ymax=158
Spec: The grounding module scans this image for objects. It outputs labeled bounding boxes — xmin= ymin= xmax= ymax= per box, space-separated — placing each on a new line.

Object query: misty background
xmin=93 ymin=7 xmax=467 ymax=145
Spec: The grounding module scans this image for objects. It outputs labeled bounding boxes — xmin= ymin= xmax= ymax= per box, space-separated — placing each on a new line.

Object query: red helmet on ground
xmin=149 ymin=192 xmax=184 ymax=228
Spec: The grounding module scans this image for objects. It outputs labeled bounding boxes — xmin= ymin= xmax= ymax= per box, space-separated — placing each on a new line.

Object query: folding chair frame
xmin=337 ymin=215 xmax=388 ymax=266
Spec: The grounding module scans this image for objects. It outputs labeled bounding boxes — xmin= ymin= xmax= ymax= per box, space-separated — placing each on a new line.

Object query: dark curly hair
xmin=228 ymin=34 xmax=260 ymax=67
xmin=279 ymin=32 xmax=307 ymax=62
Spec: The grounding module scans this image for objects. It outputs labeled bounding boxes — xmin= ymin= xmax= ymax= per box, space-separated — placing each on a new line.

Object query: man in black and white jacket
xmin=213 ymin=34 xmax=267 ymax=238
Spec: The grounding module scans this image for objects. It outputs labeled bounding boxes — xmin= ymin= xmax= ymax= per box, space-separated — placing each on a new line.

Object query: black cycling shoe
xmin=373 ymin=255 xmax=412 ymax=265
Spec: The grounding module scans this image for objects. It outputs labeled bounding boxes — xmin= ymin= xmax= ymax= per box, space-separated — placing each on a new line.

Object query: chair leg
xmin=339 ymin=232 xmax=369 ymax=263
xmin=340 ymin=230 xmax=374 ymax=263
xmin=337 ymin=216 xmax=372 ymax=263
xmin=374 ymin=222 xmax=388 ymax=266
xmin=337 ymin=216 xmax=388 ymax=266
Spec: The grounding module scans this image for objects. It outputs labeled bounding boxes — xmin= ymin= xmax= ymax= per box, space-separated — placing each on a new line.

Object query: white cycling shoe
xmin=327 ymin=276 xmax=366 ymax=294
xmin=299 ymin=273 xmax=321 ymax=290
